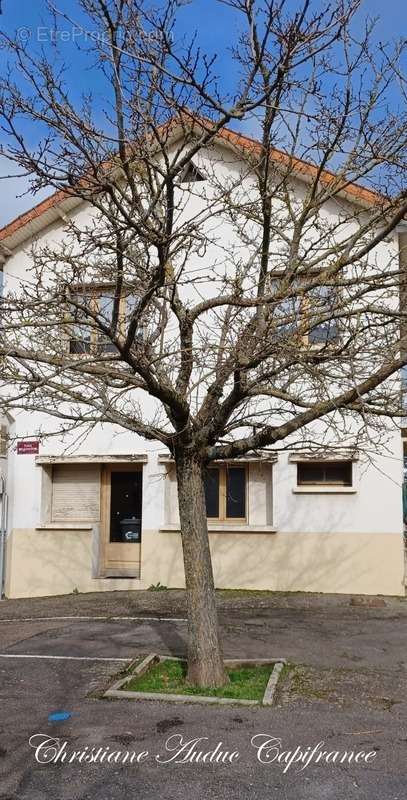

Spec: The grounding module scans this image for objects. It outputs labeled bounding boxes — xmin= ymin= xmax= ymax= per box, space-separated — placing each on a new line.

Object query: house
xmin=0 ymin=123 xmax=405 ymax=599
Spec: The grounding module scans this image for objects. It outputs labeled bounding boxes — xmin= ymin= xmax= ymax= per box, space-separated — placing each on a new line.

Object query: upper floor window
xmin=204 ymin=465 xmax=247 ymax=521
xmin=67 ymin=286 xmax=139 ymax=355
xmin=401 ymin=366 xmax=407 ymax=413
xmin=271 ymin=276 xmax=339 ymax=345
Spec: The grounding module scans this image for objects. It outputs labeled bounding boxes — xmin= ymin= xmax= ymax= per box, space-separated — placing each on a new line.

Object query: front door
xmin=101 ymin=465 xmax=142 ymax=577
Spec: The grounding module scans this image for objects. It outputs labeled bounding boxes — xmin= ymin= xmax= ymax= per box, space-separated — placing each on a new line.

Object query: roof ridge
xmin=0 ymin=118 xmax=387 ymax=246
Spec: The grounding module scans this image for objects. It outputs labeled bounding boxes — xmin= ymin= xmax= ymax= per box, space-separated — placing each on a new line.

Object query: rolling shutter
xmin=0 ymin=426 xmax=8 ymax=457
xmin=51 ymin=464 xmax=100 ymax=522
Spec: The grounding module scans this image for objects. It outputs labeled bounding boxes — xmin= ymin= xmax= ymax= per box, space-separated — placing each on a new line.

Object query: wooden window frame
xmin=270 ymin=274 xmax=339 ymax=346
xmin=297 ymin=460 xmax=353 ymax=487
xmin=66 ymin=284 xmax=139 ymax=355
xmin=204 ymin=464 xmax=248 ymax=523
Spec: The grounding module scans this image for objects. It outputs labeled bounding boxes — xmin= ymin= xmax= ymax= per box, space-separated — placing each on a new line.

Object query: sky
xmin=0 ymin=0 xmax=406 ymax=228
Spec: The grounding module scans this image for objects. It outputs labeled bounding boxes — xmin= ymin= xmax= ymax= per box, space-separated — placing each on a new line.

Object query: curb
xmin=263 ymin=661 xmax=285 ymax=706
xmin=104 ymin=654 xmax=287 ymax=707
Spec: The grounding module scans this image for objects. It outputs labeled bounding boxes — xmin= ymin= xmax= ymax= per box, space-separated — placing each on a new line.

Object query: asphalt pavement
xmin=0 ymin=591 xmax=406 ymax=799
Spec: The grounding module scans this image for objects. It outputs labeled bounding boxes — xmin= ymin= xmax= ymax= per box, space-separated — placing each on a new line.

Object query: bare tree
xmin=0 ymin=0 xmax=406 ymax=686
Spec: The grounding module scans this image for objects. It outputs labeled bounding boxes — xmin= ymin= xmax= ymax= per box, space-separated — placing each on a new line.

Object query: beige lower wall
xmin=5 ymin=529 xmax=148 ymax=598
xmin=5 ymin=527 xmax=406 ymax=598
xmin=142 ymin=529 xmax=406 ymax=597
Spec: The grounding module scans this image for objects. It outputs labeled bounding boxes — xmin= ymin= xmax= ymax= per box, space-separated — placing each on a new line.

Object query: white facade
xmin=0 ymin=137 xmax=405 ymax=598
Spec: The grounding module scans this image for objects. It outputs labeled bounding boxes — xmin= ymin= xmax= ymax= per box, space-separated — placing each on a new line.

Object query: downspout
xmin=0 ymin=421 xmax=9 ymax=600
xmin=0 ymin=476 xmax=7 ymax=600
xmin=0 ymin=256 xmax=10 ymax=599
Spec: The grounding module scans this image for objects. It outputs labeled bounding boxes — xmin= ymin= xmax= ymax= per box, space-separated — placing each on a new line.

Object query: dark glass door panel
xmin=109 ymin=471 xmax=142 ymax=543
xmin=226 ymin=467 xmax=246 ymax=518
xmin=204 ymin=468 xmax=220 ymax=518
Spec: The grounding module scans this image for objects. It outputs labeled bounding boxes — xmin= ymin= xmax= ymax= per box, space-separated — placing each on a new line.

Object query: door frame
xmin=100 ymin=463 xmax=143 ymax=578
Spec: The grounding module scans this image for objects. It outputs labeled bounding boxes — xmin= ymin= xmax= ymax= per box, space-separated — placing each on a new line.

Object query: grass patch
xmin=125 ymin=659 xmax=272 ymax=701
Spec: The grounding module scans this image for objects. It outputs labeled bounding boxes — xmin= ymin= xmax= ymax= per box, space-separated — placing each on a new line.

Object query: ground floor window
xmin=204 ymin=465 xmax=247 ymax=521
xmin=51 ymin=464 xmax=100 ymax=522
xmin=297 ymin=460 xmax=352 ymax=487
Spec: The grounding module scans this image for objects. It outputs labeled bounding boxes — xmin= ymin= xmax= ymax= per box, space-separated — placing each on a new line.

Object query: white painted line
xmin=0 ymin=653 xmax=131 ymax=662
xmin=0 ymin=615 xmax=187 ymax=623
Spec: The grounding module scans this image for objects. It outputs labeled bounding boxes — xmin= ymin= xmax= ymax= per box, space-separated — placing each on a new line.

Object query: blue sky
xmin=0 ymin=0 xmax=406 ymax=227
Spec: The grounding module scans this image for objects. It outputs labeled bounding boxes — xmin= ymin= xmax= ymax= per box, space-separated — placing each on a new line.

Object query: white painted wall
xmin=5 ymin=423 xmax=403 ymax=537
xmin=0 ymin=139 xmax=404 ymax=598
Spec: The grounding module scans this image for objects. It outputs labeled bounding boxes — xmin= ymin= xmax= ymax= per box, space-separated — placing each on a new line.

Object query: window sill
xmin=35 ymin=523 xmax=94 ymax=530
xmin=292 ymin=487 xmax=356 ymax=494
xmin=159 ymin=524 xmax=277 ymax=533
xmin=306 ymin=340 xmax=340 ymax=351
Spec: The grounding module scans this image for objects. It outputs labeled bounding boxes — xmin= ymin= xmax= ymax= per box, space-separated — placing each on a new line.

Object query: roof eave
xmin=0 ymin=118 xmax=397 ymax=257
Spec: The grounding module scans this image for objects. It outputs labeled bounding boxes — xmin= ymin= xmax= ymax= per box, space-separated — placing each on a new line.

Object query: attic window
xmin=179 ymin=162 xmax=205 ymax=183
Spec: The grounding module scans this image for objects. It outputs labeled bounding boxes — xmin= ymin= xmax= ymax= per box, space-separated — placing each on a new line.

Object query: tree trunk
xmin=175 ymin=449 xmax=228 ymax=688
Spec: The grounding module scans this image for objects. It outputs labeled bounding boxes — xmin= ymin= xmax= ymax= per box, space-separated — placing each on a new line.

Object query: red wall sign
xmin=17 ymin=440 xmax=40 ymax=455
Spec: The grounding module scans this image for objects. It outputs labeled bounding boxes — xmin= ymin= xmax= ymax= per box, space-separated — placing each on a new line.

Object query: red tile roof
xmin=0 ymin=189 xmax=68 ymax=243
xmin=0 ymin=121 xmax=387 ymax=246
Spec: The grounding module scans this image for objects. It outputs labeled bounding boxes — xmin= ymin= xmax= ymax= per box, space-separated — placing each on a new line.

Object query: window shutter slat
xmin=0 ymin=426 xmax=8 ymax=457
xmin=51 ymin=464 xmax=100 ymax=521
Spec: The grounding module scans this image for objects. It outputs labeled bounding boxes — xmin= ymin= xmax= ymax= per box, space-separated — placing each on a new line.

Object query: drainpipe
xmin=0 ymin=477 xmax=7 ymax=599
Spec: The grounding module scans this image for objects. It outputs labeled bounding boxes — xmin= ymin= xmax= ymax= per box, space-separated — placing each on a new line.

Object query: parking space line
xmin=0 ymin=653 xmax=132 ymax=662
xmin=0 ymin=615 xmax=187 ymax=623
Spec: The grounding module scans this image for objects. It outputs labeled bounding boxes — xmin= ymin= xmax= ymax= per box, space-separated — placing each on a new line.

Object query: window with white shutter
xmin=0 ymin=426 xmax=8 ymax=457
xmin=51 ymin=464 xmax=100 ymax=522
